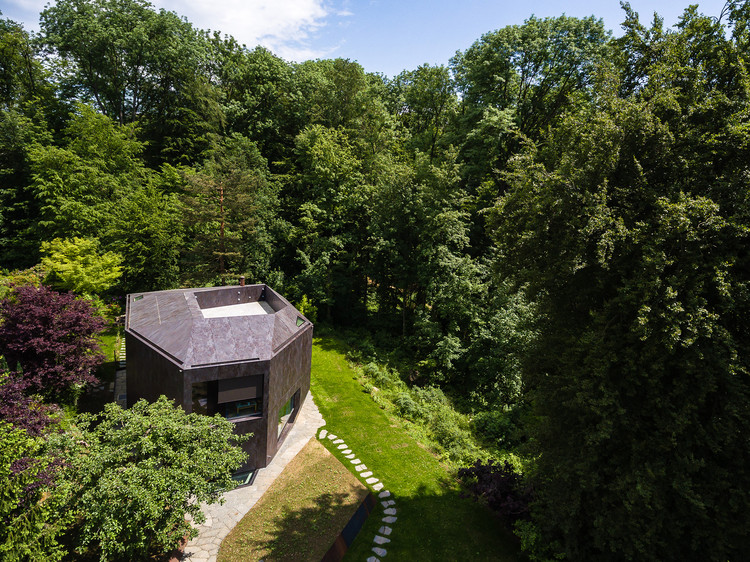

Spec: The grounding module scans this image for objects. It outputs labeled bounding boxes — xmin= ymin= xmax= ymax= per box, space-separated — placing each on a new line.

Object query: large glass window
xmin=219 ymin=397 xmax=262 ymax=419
xmin=191 ymin=376 xmax=263 ymax=420
xmin=277 ymin=391 xmax=299 ymax=438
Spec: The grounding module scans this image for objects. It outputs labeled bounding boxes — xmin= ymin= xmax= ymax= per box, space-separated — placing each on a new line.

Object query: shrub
xmin=361 ymin=362 xmax=398 ymax=388
xmin=393 ymin=392 xmax=425 ymax=421
xmin=458 ymin=460 xmax=532 ymax=526
xmin=472 ymin=409 xmax=517 ymax=447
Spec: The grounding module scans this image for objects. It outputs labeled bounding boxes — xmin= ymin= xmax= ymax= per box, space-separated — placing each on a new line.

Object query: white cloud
xmin=158 ymin=0 xmax=347 ymax=61
xmin=7 ymin=0 xmax=351 ymax=62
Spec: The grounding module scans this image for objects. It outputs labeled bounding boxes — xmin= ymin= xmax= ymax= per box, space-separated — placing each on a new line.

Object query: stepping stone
xmin=373 ymin=482 xmax=384 ymax=491
xmin=382 ymin=516 xmax=397 ymax=524
xmin=337 ymin=443 xmax=348 ymax=449
xmin=384 ymin=508 xmax=397 ymax=515
xmin=345 ymin=454 xmax=356 ymax=459
xmin=350 ymin=458 xmax=361 ymax=464
xmin=372 ymin=547 xmax=387 ymax=557
xmin=319 ymin=429 xmax=328 ymax=439
xmin=355 ymin=464 xmax=367 ymax=472
xmin=374 ymin=535 xmax=391 ymax=545
xmin=327 ymin=434 xmax=337 ymax=440
xmin=361 ymin=471 xmax=373 ymax=478
xmin=333 ymin=438 xmax=344 ymax=444
xmin=342 ymin=449 xmax=352 ymax=455
xmin=366 ymin=477 xmax=379 ymax=485
xmin=378 ymin=490 xmax=391 ymax=498
xmin=379 ymin=526 xmax=392 ymax=536
xmin=381 ymin=500 xmax=395 ymax=508
xmin=367 ymin=558 xmax=380 ymax=562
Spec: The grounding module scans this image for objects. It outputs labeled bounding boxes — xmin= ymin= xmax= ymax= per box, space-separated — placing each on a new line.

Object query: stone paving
xmin=318 ymin=428 xmax=397 ymax=562
xmin=183 ymin=391 xmax=325 ymax=561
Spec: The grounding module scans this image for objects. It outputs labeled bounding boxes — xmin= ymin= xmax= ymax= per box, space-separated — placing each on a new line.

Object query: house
xmin=124 ymin=283 xmax=312 ymax=473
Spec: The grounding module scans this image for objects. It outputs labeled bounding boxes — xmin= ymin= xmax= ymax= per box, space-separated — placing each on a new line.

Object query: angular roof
xmin=125 ymin=284 xmax=311 ymax=369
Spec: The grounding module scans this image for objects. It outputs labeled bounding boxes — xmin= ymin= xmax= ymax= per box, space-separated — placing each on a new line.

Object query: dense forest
xmin=2 ymin=0 xmax=750 ymax=560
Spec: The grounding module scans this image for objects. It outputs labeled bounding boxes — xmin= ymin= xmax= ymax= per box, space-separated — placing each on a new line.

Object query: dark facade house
xmin=124 ymin=283 xmax=312 ymax=471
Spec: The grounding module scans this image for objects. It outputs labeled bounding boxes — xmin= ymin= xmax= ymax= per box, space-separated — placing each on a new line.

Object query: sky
xmin=1 ymin=0 xmax=734 ymax=78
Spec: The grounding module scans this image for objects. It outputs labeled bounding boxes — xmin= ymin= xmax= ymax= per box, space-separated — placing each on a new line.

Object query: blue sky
xmin=1 ymin=0 xmax=733 ymax=78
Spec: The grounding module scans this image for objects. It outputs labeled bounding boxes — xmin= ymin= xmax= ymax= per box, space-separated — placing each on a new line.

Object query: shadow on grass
xmin=346 ymin=482 xmax=522 ymax=562
xmin=313 ymin=331 xmax=351 ymax=355
xmin=239 ymin=490 xmax=359 ymax=562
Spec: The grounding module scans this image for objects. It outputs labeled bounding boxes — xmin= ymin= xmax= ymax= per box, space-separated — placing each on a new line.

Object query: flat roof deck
xmin=200 ymin=301 xmax=275 ymax=319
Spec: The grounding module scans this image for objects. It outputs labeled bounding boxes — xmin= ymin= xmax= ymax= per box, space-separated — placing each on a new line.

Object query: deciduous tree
xmin=60 ymin=397 xmax=247 ymax=560
xmin=0 ymin=284 xmax=105 ymax=403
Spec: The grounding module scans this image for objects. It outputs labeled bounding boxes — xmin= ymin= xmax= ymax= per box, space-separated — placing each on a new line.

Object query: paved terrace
xmin=183 ymin=390 xmax=325 ymax=561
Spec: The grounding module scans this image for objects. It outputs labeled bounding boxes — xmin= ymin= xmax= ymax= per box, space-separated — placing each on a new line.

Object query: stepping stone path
xmin=117 ymin=338 xmax=126 ymax=369
xmin=319 ymin=428 xmax=398 ymax=561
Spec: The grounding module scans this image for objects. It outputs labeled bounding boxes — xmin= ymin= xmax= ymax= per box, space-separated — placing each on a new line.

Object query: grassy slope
xmin=219 ymin=439 xmax=369 ymax=562
xmin=311 ymin=335 xmax=520 ymax=561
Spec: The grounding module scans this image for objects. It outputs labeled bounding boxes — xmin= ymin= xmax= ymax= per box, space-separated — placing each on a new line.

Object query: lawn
xmin=78 ymin=323 xmax=121 ymax=414
xmin=310 ymin=335 xmax=521 ymax=561
xmin=219 ymin=438 xmax=369 ymax=562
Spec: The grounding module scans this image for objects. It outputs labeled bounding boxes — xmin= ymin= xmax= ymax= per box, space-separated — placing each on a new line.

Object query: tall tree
xmin=489 ymin=6 xmax=750 ymax=556
xmin=180 ymin=133 xmax=275 ymax=285
xmin=390 ymin=64 xmax=458 ymax=162
xmin=452 ymin=15 xmax=609 ymax=190
xmin=40 ymin=0 xmax=220 ymax=164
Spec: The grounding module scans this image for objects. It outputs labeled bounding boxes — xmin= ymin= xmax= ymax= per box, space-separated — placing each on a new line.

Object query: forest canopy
xmin=1 ymin=0 xmax=749 ymax=560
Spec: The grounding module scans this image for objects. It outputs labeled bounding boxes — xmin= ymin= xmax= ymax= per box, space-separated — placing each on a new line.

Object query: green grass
xmin=77 ymin=324 xmax=121 ymax=414
xmin=311 ymin=335 xmax=521 ymax=561
xmin=219 ymin=439 xmax=369 ymax=562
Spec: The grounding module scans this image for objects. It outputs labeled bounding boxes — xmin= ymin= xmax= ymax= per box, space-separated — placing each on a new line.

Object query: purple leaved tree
xmin=0 ymin=284 xmax=106 ymax=403
xmin=0 ymin=371 xmax=60 ymax=435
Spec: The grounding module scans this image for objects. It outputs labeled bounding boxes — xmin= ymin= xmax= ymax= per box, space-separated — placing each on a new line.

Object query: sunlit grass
xmin=311 ymin=334 xmax=520 ymax=561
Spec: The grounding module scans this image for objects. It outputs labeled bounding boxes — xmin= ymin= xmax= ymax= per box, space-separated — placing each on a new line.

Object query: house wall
xmin=194 ymin=284 xmax=264 ymax=309
xmin=185 ymin=360 xmax=270 ymax=471
xmin=125 ymin=332 xmax=184 ymax=407
xmin=265 ymin=324 xmax=314 ymax=465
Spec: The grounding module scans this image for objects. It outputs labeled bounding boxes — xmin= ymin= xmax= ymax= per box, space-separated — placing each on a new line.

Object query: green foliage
xmin=452 ymin=14 xmax=609 ymax=187
xmin=296 ymin=294 xmax=318 ymax=323
xmin=490 ymin=7 xmax=750 ymax=558
xmin=41 ymin=237 xmax=122 ymax=295
xmin=59 ymin=397 xmax=247 ymax=561
xmin=180 ymin=133 xmax=275 ymax=285
xmin=0 ymin=421 xmax=67 ymax=561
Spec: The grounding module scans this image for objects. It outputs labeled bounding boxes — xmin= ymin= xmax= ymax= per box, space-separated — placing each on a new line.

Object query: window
xmin=277 ymin=391 xmax=299 ymax=438
xmin=191 ymin=376 xmax=263 ymax=420
xmin=218 ymin=376 xmax=263 ymax=420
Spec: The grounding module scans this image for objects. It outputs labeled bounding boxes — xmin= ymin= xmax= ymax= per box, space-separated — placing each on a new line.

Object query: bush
xmin=429 ymin=413 xmax=478 ymax=463
xmin=393 ymin=392 xmax=425 ymax=421
xmin=361 ymin=362 xmax=398 ymax=388
xmin=472 ymin=409 xmax=517 ymax=447
xmin=412 ymin=385 xmax=449 ymax=409
xmin=59 ymin=397 xmax=247 ymax=560
xmin=458 ymin=460 xmax=532 ymax=525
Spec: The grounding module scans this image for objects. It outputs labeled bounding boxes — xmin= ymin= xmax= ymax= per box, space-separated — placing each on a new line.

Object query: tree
xmin=287 ymin=124 xmax=370 ymax=321
xmin=0 ymin=284 xmax=105 ymax=403
xmin=109 ymin=180 xmax=183 ymax=293
xmin=0 ymin=16 xmax=48 ymax=110
xmin=489 ymin=17 xmax=750 ymax=556
xmin=41 ymin=237 xmax=122 ymax=295
xmin=60 ymin=397 xmax=247 ymax=560
xmin=0 ymin=108 xmax=53 ymax=270
xmin=0 ymin=421 xmax=67 ymax=562
xmin=29 ymin=104 xmax=148 ymax=243
xmin=0 ymin=371 xmax=60 ymax=437
xmin=180 ymin=133 xmax=275 ymax=285
xmin=389 ymin=64 xmax=457 ymax=162
xmin=451 ymin=15 xmax=609 ymax=190
xmin=40 ymin=0 xmax=221 ymax=164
